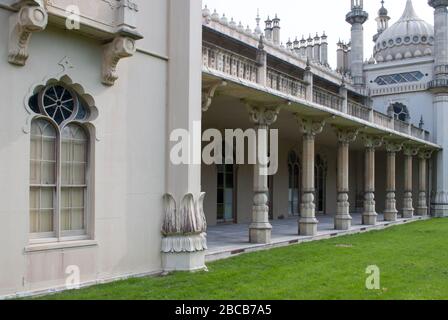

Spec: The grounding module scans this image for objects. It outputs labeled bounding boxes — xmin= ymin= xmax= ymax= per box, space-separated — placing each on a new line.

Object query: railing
xmin=267 ymin=68 xmax=307 ymax=99
xmin=202 ymin=42 xmax=258 ymax=83
xmin=313 ymin=87 xmax=344 ymax=112
xmin=394 ymin=119 xmax=410 ymax=135
xmin=347 ymin=100 xmax=370 ymax=121
xmin=201 ymin=42 xmax=432 ymax=143
xmin=373 ymin=111 xmax=394 ymax=130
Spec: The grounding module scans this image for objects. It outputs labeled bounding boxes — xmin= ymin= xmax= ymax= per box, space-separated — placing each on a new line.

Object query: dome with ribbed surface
xmin=374 ymin=0 xmax=434 ymax=63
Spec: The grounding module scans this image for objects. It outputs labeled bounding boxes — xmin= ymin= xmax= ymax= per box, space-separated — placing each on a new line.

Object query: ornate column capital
xmin=428 ymin=0 xmax=448 ymax=9
xmin=202 ymin=81 xmax=227 ymax=112
xmin=333 ymin=126 xmax=359 ymax=144
xmin=8 ymin=1 xmax=48 ymax=66
xmin=102 ymin=36 xmax=136 ymax=86
xmin=403 ymin=144 xmax=420 ymax=157
xmin=360 ymin=134 xmax=383 ymax=149
xmin=296 ymin=115 xmax=326 ymax=137
xmin=418 ymin=148 xmax=435 ymax=160
xmin=385 ymin=141 xmax=403 ymax=153
xmin=246 ymin=102 xmax=281 ymax=126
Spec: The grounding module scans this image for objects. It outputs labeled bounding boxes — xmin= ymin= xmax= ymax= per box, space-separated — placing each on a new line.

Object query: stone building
xmin=0 ymin=0 xmax=447 ymax=298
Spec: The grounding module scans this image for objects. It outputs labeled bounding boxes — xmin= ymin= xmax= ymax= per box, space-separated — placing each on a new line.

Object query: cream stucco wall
xmin=0 ymin=1 xmax=169 ymax=297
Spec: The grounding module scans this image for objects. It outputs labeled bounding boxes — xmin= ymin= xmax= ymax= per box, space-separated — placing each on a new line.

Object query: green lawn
xmin=39 ymin=219 xmax=448 ymax=300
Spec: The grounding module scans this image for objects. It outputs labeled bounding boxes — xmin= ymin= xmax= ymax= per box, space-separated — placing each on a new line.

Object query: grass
xmin=38 ymin=218 xmax=448 ymax=300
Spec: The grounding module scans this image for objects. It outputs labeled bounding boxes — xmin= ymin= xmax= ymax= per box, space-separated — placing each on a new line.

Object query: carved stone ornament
xmin=202 ymin=81 xmax=227 ymax=112
xmin=361 ymin=134 xmax=384 ymax=149
xmin=385 ymin=141 xmax=403 ymax=153
xmin=296 ymin=116 xmax=326 ymax=137
xmin=8 ymin=1 xmax=48 ymax=66
xmin=247 ymin=104 xmax=281 ymax=126
xmin=161 ymin=193 xmax=208 ymax=253
xmin=333 ymin=126 xmax=359 ymax=144
xmin=418 ymin=149 xmax=435 ymax=160
xmin=102 ymin=36 xmax=136 ymax=86
xmin=403 ymin=144 xmax=420 ymax=157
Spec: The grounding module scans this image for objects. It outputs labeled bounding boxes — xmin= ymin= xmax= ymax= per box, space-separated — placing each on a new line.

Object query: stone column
xmin=296 ymin=117 xmax=326 ymax=235
xmin=334 ymin=127 xmax=359 ymax=230
xmin=256 ymin=36 xmax=267 ymax=86
xmin=162 ymin=0 xmax=206 ymax=272
xmin=361 ymin=135 xmax=383 ymax=225
xmin=247 ymin=105 xmax=280 ymax=244
xmin=417 ymin=150 xmax=434 ymax=216
xmin=402 ymin=145 xmax=419 ymax=218
xmin=304 ymin=60 xmax=313 ymax=102
xmin=384 ymin=142 xmax=402 ymax=221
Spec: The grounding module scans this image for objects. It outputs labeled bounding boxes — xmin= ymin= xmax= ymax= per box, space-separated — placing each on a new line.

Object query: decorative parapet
xmin=8 ymin=0 xmax=48 ymax=66
xmin=161 ymin=193 xmax=208 ymax=254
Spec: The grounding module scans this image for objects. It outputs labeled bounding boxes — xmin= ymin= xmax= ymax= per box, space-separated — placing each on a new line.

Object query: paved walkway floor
xmin=206 ymin=213 xmax=428 ymax=262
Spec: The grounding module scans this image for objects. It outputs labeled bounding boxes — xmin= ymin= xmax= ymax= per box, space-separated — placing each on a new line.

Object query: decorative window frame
xmin=24 ymin=75 xmax=98 ymax=244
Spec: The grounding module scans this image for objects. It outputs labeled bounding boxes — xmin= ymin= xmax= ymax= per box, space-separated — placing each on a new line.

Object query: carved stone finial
xmin=102 ymin=36 xmax=136 ymax=86
xmin=8 ymin=2 xmax=48 ymax=66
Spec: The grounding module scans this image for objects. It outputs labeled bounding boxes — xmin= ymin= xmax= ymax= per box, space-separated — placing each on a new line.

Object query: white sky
xmin=203 ymin=0 xmax=434 ymax=67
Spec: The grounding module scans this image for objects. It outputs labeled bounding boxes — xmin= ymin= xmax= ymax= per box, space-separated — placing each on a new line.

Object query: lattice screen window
xmin=374 ymin=71 xmax=424 ymax=86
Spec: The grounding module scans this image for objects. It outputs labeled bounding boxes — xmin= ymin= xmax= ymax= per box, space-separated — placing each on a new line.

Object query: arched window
xmin=388 ymin=102 xmax=410 ymax=122
xmin=288 ymin=151 xmax=300 ymax=216
xmin=315 ymin=154 xmax=327 ymax=214
xmin=28 ymin=82 xmax=93 ymax=240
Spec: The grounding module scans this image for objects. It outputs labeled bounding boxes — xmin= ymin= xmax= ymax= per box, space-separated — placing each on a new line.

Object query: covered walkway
xmin=206 ymin=214 xmax=428 ymax=262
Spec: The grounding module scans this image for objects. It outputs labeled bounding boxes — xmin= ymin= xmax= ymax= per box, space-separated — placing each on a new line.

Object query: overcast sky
xmin=203 ymin=0 xmax=434 ymax=67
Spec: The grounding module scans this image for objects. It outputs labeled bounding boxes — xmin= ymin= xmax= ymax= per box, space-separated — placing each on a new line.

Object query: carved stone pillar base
xmin=299 ymin=192 xmax=318 ymax=236
xmin=161 ymin=234 xmax=207 ymax=272
xmin=162 ymin=251 xmax=207 ymax=273
xmin=432 ymin=191 xmax=448 ymax=217
xmin=416 ymin=192 xmax=428 ymax=216
xmin=362 ymin=192 xmax=377 ymax=225
xmin=335 ymin=193 xmax=352 ymax=230
xmin=402 ymin=192 xmax=414 ymax=218
xmin=249 ymin=225 xmax=272 ymax=244
xmin=384 ymin=192 xmax=398 ymax=221
xmin=299 ymin=217 xmax=319 ymax=236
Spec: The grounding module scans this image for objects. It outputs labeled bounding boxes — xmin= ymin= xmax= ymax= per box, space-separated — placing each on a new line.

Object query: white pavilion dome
xmin=374 ymin=0 xmax=434 ymax=63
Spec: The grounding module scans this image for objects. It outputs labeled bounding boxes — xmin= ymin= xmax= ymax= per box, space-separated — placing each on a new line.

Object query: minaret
xmin=264 ymin=16 xmax=273 ymax=41
xmin=346 ymin=0 xmax=368 ymax=86
xmin=373 ymin=0 xmax=390 ymax=42
xmin=254 ymin=9 xmax=262 ymax=36
xmin=272 ymin=15 xmax=281 ymax=46
xmin=313 ymin=33 xmax=321 ymax=62
xmin=300 ymin=36 xmax=307 ymax=57
xmin=428 ymin=0 xmax=448 ymax=217
xmin=306 ymin=34 xmax=313 ymax=60
xmin=321 ymin=32 xmax=329 ymax=66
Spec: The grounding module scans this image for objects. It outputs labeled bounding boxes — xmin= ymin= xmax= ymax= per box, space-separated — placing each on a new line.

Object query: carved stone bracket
xmin=8 ymin=1 xmax=48 ymax=66
xmin=418 ymin=148 xmax=435 ymax=160
xmin=296 ymin=116 xmax=326 ymax=138
xmin=403 ymin=144 xmax=420 ymax=157
xmin=102 ymin=36 xmax=136 ymax=86
xmin=246 ymin=103 xmax=281 ymax=127
xmin=202 ymin=81 xmax=227 ymax=112
xmin=385 ymin=141 xmax=403 ymax=153
xmin=333 ymin=126 xmax=359 ymax=144
xmin=361 ymin=134 xmax=384 ymax=149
